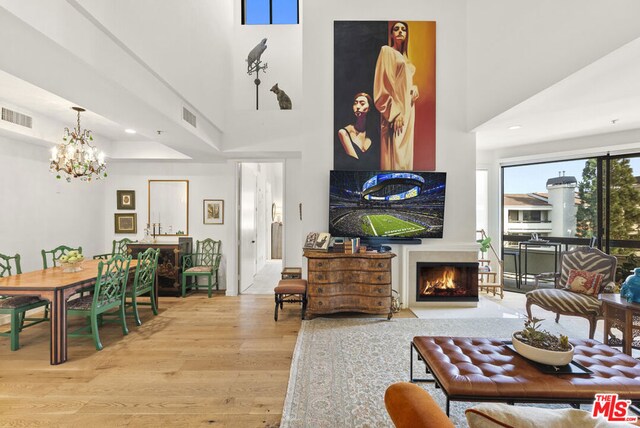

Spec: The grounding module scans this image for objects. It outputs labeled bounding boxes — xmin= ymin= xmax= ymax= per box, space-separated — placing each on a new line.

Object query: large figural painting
xmin=334 ymin=21 xmax=436 ymax=171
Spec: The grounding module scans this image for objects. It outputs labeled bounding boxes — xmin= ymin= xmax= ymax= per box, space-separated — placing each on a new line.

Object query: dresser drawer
xmin=308 ymin=282 xmax=390 ymax=297
xmin=308 ymin=270 xmax=390 ymax=284
xmin=307 ymin=296 xmax=391 ymax=313
xmin=308 ymin=257 xmax=391 ymax=272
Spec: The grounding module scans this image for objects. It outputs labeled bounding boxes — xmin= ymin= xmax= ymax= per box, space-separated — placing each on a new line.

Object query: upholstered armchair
xmin=526 ymin=246 xmax=617 ymax=339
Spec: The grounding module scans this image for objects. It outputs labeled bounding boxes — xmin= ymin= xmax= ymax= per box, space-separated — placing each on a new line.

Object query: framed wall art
xmin=117 ymin=190 xmax=136 ymax=210
xmin=203 ymin=199 xmax=224 ymax=225
xmin=114 ymin=213 xmax=137 ymax=234
xmin=333 ymin=21 xmax=436 ymax=171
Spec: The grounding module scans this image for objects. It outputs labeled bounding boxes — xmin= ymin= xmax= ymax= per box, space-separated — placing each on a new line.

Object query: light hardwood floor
xmin=0 ymin=294 xmax=414 ymax=427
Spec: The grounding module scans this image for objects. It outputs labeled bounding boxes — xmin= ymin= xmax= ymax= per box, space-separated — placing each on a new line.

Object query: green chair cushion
xmin=526 ymin=288 xmax=602 ymax=316
xmin=0 ymin=296 xmax=46 ymax=309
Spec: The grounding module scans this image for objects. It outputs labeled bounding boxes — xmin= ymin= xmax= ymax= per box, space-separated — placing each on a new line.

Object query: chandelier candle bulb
xmin=50 ymin=107 xmax=107 ymax=182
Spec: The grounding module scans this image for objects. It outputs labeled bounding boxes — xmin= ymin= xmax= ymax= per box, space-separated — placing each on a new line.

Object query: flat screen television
xmin=329 ymin=170 xmax=446 ymax=241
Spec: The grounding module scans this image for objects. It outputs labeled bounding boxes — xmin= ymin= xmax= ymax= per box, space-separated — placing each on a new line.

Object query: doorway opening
xmin=238 ymin=162 xmax=284 ymax=294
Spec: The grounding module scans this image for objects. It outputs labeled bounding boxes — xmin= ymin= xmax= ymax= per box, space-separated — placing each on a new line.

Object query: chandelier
xmin=50 ymin=107 xmax=107 ymax=182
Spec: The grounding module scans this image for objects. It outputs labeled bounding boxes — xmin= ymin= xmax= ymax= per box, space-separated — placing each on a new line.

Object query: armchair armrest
xmin=533 ymin=272 xmax=560 ymax=289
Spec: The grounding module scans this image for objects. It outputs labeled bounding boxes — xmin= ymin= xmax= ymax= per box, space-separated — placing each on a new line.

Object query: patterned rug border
xmin=280 ymin=317 xmax=582 ymax=428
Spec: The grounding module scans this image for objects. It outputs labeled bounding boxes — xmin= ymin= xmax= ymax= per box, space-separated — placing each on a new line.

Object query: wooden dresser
xmin=303 ymin=250 xmax=396 ymax=319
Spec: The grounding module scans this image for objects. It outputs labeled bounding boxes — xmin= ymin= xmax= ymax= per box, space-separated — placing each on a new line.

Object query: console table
xmin=128 ymin=238 xmax=192 ymax=296
xmin=303 ymin=250 xmax=395 ymax=319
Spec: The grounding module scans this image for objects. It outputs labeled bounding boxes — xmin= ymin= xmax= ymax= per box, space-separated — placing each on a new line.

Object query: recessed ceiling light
xmin=125 ymin=128 xmax=136 ymax=134
xmin=508 ymin=125 xmax=522 ymax=130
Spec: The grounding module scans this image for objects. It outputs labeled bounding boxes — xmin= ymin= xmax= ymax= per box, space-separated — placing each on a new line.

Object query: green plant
xmin=513 ymin=317 xmax=571 ymax=352
xmin=477 ymin=236 xmax=491 ymax=253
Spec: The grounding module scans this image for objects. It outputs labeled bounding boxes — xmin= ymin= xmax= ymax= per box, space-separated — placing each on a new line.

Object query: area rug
xmin=281 ymin=317 xmax=576 ymax=428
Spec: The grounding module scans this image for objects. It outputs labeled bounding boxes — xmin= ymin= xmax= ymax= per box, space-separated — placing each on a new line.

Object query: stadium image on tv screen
xmin=329 ymin=170 xmax=446 ymax=239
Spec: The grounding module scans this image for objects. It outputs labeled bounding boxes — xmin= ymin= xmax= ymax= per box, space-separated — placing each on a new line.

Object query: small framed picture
xmin=115 ymin=213 xmax=137 ymax=234
xmin=203 ymin=199 xmax=224 ymax=225
xmin=117 ymin=190 xmax=136 ymax=210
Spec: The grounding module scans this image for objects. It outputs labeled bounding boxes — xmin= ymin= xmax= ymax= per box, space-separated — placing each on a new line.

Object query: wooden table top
xmin=0 ymin=259 xmax=138 ymax=290
xmin=601 ymin=292 xmax=640 ymax=309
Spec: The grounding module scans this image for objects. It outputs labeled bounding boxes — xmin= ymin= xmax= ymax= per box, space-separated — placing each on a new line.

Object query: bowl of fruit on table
xmin=57 ymin=251 xmax=85 ymax=272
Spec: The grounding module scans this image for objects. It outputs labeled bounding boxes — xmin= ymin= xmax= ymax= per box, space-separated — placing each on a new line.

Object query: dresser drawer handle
xmin=377 ymin=262 xmax=384 ymax=268
xmin=317 ymin=274 xmax=324 ymax=281
xmin=377 ymin=288 xmax=383 ymax=294
xmin=317 ymin=262 xmax=324 ymax=268
xmin=377 ymin=275 xmax=383 ymax=281
xmin=318 ymin=301 xmax=323 ymax=306
xmin=317 ymin=287 xmax=323 ymax=293
xmin=377 ymin=301 xmax=383 ymax=306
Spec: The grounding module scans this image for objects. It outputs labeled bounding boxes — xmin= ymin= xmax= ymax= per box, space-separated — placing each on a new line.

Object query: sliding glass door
xmin=501 ymin=153 xmax=640 ymax=290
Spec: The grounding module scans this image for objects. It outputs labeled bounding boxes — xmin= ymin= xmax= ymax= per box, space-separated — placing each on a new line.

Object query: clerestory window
xmin=242 ymin=0 xmax=299 ymax=25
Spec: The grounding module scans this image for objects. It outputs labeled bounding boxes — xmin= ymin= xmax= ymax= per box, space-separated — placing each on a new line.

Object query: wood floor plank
xmin=0 ymin=294 xmax=414 ymax=426
xmin=0 ymin=295 xmax=301 ymax=426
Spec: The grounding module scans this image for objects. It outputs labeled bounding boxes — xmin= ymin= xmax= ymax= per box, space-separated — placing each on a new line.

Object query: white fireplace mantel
xmin=398 ymin=242 xmax=479 ymax=309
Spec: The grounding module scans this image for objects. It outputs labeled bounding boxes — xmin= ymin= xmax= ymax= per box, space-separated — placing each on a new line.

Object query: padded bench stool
xmin=274 ymin=279 xmax=307 ymax=321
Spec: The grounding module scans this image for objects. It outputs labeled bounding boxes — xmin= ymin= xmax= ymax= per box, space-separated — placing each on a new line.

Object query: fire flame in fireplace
xmin=421 ymin=267 xmax=457 ymax=295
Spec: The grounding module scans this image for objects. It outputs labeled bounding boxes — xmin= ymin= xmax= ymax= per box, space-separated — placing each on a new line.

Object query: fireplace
xmin=416 ymin=262 xmax=478 ymax=302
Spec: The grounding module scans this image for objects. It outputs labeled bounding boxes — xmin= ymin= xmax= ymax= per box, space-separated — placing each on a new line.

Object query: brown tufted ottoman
xmin=274 ymin=279 xmax=307 ymax=321
xmin=410 ymin=336 xmax=640 ymax=415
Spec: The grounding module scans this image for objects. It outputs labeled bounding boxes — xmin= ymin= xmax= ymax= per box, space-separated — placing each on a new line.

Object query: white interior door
xmin=240 ymin=164 xmax=258 ymax=292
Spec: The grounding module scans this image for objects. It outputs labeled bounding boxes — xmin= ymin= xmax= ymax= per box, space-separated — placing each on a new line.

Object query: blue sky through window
xmin=504 ymin=157 xmax=640 ymax=194
xmin=245 ymin=0 xmax=270 ymax=24
xmin=272 ymin=0 xmax=298 ymax=24
xmin=244 ymin=0 xmax=298 ymax=25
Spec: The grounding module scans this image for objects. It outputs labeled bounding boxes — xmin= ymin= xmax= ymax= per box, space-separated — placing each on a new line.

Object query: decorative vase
xmin=512 ymin=333 xmax=574 ymax=366
xmin=621 ymin=268 xmax=640 ymax=304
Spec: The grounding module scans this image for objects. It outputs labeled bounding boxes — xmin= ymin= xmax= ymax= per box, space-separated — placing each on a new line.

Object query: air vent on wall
xmin=182 ymin=107 xmax=196 ymax=128
xmin=1 ymin=107 xmax=33 ymax=128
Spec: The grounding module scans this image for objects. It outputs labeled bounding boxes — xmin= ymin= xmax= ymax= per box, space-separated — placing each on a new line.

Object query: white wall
xmin=300 ymin=0 xmax=476 ymax=246
xmin=232 ymin=2 xmax=303 ymax=112
xmin=467 ymin=0 xmax=640 ymax=129
xmin=103 ymin=161 xmax=237 ymax=292
xmin=0 ymin=135 xmax=104 ymax=272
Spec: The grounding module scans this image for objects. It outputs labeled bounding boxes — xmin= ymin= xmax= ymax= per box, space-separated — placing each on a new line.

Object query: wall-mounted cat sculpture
xmin=270 ymin=83 xmax=292 ymax=110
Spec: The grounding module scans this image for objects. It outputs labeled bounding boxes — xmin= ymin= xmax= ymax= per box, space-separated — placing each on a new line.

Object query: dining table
xmin=0 ymin=258 xmax=138 ymax=365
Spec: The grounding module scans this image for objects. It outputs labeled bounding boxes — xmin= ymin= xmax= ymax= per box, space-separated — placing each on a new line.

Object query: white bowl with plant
xmin=512 ymin=317 xmax=574 ymax=366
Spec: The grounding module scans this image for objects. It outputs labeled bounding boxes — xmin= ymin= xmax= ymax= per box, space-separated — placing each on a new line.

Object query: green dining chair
xmin=93 ymin=238 xmax=137 ymax=260
xmin=41 ymin=245 xmax=83 ymax=269
xmin=181 ymin=239 xmax=221 ymax=298
xmin=0 ymin=253 xmax=49 ymax=351
xmin=125 ymin=248 xmax=159 ymax=326
xmin=67 ymin=254 xmax=131 ymax=350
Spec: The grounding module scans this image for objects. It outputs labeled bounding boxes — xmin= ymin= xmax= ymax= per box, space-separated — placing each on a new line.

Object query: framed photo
xmin=114 ymin=213 xmax=137 ymax=234
xmin=117 ymin=190 xmax=136 ymax=210
xmin=203 ymin=199 xmax=224 ymax=225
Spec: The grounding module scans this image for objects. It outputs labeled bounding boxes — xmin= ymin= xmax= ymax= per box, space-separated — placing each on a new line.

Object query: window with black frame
xmin=242 ymin=0 xmax=299 ymax=25
xmin=501 ymin=154 xmax=640 ymax=292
